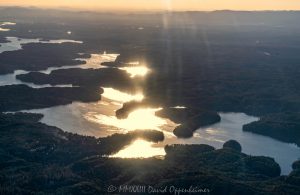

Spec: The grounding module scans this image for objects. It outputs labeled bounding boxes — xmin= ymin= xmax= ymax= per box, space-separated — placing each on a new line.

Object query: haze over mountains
xmin=0 ymin=7 xmax=300 ymax=194
xmin=2 ymin=0 xmax=300 ymax=11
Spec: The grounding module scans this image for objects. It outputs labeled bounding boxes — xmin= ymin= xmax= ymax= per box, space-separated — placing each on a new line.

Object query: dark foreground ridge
xmin=1 ymin=113 xmax=300 ymax=194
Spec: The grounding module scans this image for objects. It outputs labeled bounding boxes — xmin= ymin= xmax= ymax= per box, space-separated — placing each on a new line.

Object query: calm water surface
xmin=0 ymin=36 xmax=82 ymax=54
xmin=0 ymin=35 xmax=298 ymax=174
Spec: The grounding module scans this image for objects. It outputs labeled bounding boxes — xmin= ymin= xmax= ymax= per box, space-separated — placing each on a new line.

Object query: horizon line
xmin=1 ymin=5 xmax=300 ymax=13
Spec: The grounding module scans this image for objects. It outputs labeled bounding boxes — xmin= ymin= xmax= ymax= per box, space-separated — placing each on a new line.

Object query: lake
xmin=0 ymin=36 xmax=299 ymax=174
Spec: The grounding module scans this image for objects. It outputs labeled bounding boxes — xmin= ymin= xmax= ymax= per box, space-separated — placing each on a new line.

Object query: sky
xmin=1 ymin=0 xmax=300 ymax=11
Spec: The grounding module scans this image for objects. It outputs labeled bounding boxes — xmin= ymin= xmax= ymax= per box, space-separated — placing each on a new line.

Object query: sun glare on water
xmin=111 ymin=139 xmax=166 ymax=158
xmin=0 ymin=22 xmax=16 ymax=32
xmin=76 ymin=53 xmax=119 ymax=69
xmin=102 ymin=52 xmax=120 ymax=62
xmin=120 ymin=66 xmax=150 ymax=78
xmin=172 ymin=106 xmax=187 ymax=109
xmin=86 ymin=108 xmax=167 ymax=131
xmin=102 ymin=88 xmax=144 ymax=103
xmin=0 ymin=28 xmax=10 ymax=32
xmin=84 ymin=88 xmax=175 ymax=133
xmin=83 ymin=86 xmax=175 ymax=159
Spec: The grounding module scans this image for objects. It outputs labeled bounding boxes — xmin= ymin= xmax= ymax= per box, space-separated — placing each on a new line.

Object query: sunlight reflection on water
xmin=102 ymin=87 xmax=144 ymax=102
xmin=0 ymin=27 xmax=10 ymax=31
xmin=76 ymin=53 xmax=119 ymax=69
xmin=83 ymin=88 xmax=177 ymax=134
xmin=0 ymin=37 xmax=82 ymax=54
xmin=120 ymin=66 xmax=150 ymax=78
xmin=0 ymin=22 xmax=16 ymax=32
xmin=111 ymin=139 xmax=165 ymax=158
xmin=85 ymin=108 xmax=167 ymax=131
xmin=11 ymin=51 xmax=299 ymax=174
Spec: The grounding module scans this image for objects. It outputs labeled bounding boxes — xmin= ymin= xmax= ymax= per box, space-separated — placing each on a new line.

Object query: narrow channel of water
xmin=0 ymin=36 xmax=82 ymax=54
xmin=0 ymin=22 xmax=16 ymax=32
xmin=0 ymin=36 xmax=299 ymax=174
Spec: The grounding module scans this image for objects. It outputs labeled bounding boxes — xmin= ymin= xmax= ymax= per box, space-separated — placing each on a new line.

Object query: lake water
xmin=0 ymin=36 xmax=82 ymax=54
xmin=23 ymin=99 xmax=300 ymax=174
xmin=0 ymin=70 xmax=73 ymax=88
xmin=0 ymin=22 xmax=16 ymax=32
xmin=0 ymin=37 xmax=114 ymax=88
xmin=0 ymin=36 xmax=299 ymax=174
xmin=20 ymin=84 xmax=299 ymax=175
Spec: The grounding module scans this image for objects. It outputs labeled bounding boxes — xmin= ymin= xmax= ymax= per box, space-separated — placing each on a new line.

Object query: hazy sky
xmin=1 ymin=0 xmax=300 ymax=11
